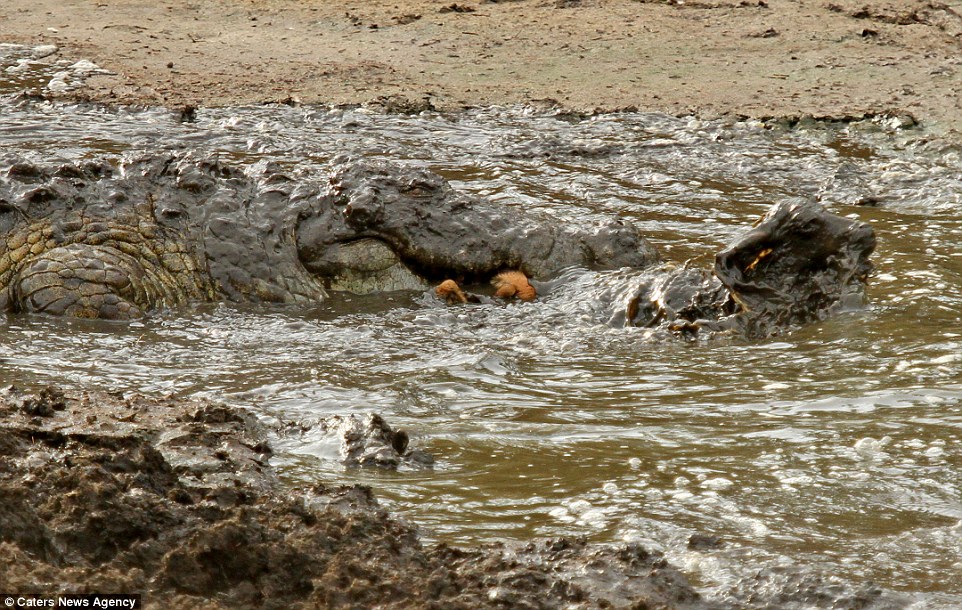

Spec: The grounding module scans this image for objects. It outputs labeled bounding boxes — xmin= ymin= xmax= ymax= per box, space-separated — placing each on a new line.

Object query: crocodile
xmin=0 ymin=153 xmax=875 ymax=338
xmin=617 ymin=197 xmax=876 ymax=339
xmin=0 ymin=153 xmax=656 ymax=319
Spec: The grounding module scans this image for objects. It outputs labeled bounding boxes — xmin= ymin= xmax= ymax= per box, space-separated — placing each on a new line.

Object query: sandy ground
xmin=1 ymin=0 xmax=961 ymax=130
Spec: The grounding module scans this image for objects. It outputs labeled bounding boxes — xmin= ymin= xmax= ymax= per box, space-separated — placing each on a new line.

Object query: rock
xmin=317 ymin=413 xmax=435 ymax=469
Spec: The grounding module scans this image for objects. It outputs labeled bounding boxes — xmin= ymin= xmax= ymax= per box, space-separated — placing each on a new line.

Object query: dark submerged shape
xmin=624 ymin=198 xmax=876 ymax=338
xmin=0 ymin=153 xmax=656 ymax=319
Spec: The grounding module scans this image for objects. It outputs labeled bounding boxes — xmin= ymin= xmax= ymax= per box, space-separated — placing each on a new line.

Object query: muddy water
xmin=2 ymin=45 xmax=961 ymax=606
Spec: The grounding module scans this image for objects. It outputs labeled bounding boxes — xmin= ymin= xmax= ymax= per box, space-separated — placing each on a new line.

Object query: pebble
xmin=31 ymin=44 xmax=58 ymax=59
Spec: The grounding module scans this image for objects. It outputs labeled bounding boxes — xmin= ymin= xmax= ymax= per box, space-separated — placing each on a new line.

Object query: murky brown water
xmin=2 ymin=44 xmax=961 ymax=607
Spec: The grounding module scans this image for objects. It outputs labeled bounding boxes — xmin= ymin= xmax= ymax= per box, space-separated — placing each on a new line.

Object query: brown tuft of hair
xmin=436 ymin=279 xmax=469 ymax=304
xmin=492 ymin=271 xmax=536 ymax=301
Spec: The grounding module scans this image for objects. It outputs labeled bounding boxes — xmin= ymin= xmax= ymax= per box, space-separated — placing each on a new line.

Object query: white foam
xmin=5 ymin=59 xmax=31 ymax=73
xmin=763 ymin=382 xmax=791 ymax=391
xmin=31 ymin=44 xmax=58 ymax=59
xmin=854 ymin=436 xmax=891 ymax=459
xmin=578 ymin=508 xmax=609 ymax=527
xmin=566 ymin=499 xmax=593 ymax=514
xmin=69 ymin=59 xmax=104 ymax=73
xmin=46 ymin=73 xmax=70 ymax=92
xmin=700 ymin=477 xmax=734 ymax=491
xmin=731 ymin=515 xmax=771 ymax=536
xmin=548 ymin=506 xmax=574 ymax=523
xmin=669 ymin=490 xmax=695 ymax=502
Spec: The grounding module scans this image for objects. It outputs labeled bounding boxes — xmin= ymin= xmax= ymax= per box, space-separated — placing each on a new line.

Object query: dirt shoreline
xmin=1 ymin=0 xmax=960 ymax=132
xmin=0 ymin=386 xmax=906 ymax=608
xmin=0 ymin=386 xmax=699 ymax=609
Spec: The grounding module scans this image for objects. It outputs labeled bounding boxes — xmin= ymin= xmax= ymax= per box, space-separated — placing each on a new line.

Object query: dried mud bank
xmin=0 ymin=387 xmax=908 ymax=609
xmin=1 ymin=0 xmax=961 ymax=133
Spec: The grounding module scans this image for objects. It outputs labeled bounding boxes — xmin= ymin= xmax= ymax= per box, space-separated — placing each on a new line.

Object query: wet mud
xmin=0 ymin=386 xmax=911 ymax=609
xmin=0 ymin=386 xmax=704 ymax=609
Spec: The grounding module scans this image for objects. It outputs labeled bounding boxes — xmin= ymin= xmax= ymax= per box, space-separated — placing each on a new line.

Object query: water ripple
xmin=2 ymin=45 xmax=962 ymax=605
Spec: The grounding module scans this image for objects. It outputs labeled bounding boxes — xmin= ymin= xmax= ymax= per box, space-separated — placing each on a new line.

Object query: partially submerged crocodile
xmin=618 ymin=197 xmax=876 ymax=338
xmin=0 ymin=153 xmax=654 ymax=319
xmin=0 ymin=153 xmax=875 ymax=337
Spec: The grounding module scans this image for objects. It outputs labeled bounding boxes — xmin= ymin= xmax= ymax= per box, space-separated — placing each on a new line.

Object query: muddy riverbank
xmin=0 ymin=386 xmax=908 ymax=609
xmin=0 ymin=386 xmax=699 ymax=609
xmin=1 ymin=0 xmax=961 ymax=133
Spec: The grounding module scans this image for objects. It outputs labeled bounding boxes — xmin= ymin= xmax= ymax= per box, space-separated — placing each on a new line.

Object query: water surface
xmin=2 ymin=44 xmax=961 ymax=607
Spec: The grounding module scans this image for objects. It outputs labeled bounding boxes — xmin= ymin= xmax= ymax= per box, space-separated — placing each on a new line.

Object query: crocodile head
xmin=294 ymin=158 xmax=658 ymax=290
xmin=624 ymin=199 xmax=875 ymax=338
xmin=714 ymin=198 xmax=876 ymax=329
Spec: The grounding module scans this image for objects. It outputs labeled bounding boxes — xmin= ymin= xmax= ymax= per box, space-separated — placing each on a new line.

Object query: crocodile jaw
xmin=300 ymin=238 xmax=429 ymax=294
